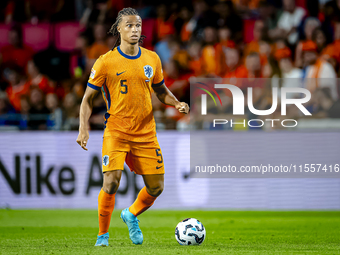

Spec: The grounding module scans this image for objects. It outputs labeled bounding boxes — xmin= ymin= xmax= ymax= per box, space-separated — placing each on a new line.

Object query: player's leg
xmin=98 ymin=171 xmax=122 ymax=226
xmin=95 ymin=170 xmax=123 ymax=247
xmin=121 ymin=139 xmax=165 ymax=245
xmin=95 ymin=137 xmax=128 ymax=247
xmin=120 ymin=174 xmax=164 ymax=245
xmin=129 ymin=174 xmax=164 ymax=216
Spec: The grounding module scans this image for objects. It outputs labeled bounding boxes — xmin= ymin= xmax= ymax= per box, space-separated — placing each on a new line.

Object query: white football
xmin=175 ymin=218 xmax=206 ymax=245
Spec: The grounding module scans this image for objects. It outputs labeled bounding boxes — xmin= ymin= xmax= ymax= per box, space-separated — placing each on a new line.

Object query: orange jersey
xmin=87 ymin=46 xmax=164 ymax=141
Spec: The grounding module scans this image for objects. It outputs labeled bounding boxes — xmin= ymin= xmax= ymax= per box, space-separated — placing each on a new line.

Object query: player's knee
xmin=102 ymin=182 xmax=118 ymax=194
xmin=103 ymin=180 xmax=120 ymax=194
xmin=103 ymin=171 xmax=121 ymax=194
xmin=147 ymin=183 xmax=164 ymax=197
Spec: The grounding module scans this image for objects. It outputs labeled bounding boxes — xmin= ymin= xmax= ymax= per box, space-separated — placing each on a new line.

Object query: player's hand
xmin=175 ymin=102 xmax=190 ymax=114
xmin=76 ymin=129 xmax=89 ymax=151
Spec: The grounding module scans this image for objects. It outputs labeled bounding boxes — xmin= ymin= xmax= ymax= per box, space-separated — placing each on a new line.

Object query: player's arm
xmin=77 ymin=56 xmax=106 ymax=150
xmin=76 ymin=86 xmax=99 ymax=150
xmin=153 ymin=83 xmax=189 ymax=114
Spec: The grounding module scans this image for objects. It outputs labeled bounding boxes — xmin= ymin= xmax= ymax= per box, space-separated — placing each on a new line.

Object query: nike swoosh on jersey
xmin=116 ymin=71 xmax=126 ymax=76
xmin=156 ymin=166 xmax=163 ymax=169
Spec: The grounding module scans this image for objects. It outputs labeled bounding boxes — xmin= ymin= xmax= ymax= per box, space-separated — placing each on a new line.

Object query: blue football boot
xmin=94 ymin=232 xmax=109 ymax=247
xmin=120 ymin=208 xmax=143 ymax=245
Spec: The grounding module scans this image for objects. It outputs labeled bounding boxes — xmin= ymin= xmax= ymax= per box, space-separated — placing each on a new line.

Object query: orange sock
xmin=129 ymin=187 xmax=157 ymax=216
xmin=98 ymin=189 xmax=115 ymax=235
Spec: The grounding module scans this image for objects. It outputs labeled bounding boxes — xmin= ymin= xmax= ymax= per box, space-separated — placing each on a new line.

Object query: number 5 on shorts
xmin=155 ymin=149 xmax=163 ymax=163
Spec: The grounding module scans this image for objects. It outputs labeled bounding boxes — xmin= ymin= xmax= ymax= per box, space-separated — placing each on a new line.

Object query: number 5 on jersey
xmin=120 ymin=80 xmax=127 ymax=94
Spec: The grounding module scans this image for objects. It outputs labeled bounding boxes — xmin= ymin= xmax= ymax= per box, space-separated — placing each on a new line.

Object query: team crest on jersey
xmin=103 ymin=155 xmax=109 ymax=166
xmin=143 ymin=65 xmax=153 ymax=78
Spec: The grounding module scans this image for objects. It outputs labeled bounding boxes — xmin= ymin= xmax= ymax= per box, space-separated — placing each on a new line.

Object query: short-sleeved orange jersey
xmin=87 ymin=46 xmax=164 ymax=142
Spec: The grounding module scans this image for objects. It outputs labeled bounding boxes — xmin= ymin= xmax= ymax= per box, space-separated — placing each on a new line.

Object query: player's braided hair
xmin=108 ymin=7 xmax=146 ymax=50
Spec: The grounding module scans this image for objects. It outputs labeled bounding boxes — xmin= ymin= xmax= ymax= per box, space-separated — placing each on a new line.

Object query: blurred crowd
xmin=0 ymin=0 xmax=340 ymax=131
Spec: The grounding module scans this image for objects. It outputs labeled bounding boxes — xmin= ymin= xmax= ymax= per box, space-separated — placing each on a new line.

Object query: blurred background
xmin=0 ymin=0 xmax=340 ymax=131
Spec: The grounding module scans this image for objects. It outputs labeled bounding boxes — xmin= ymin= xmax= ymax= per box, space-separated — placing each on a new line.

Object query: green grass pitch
xmin=1 ymin=210 xmax=340 ymax=254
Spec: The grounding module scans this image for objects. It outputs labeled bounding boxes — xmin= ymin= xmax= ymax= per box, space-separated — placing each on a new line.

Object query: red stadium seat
xmin=243 ymin=19 xmax=256 ymax=44
xmin=142 ymin=18 xmax=156 ymax=50
xmin=55 ymin=22 xmax=82 ymax=51
xmin=22 ymin=23 xmax=51 ymax=52
xmin=0 ymin=24 xmax=10 ymax=50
